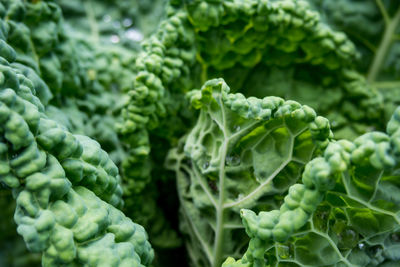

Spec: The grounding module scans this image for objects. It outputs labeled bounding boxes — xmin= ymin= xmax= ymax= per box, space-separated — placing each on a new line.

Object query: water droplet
xmin=391 ymin=233 xmax=400 ymax=242
xmin=226 ymin=154 xmax=240 ymax=166
xmin=277 ymin=244 xmax=292 ymax=259
xmin=234 ymin=125 xmax=241 ymax=132
xmin=358 ymin=243 xmax=365 ymax=250
xmin=122 ymin=18 xmax=133 ymax=27
xmin=11 ymin=153 xmax=18 ymax=159
xmin=110 ymin=35 xmax=120 ymax=43
xmin=313 ymin=208 xmax=329 ymax=232
xmin=331 ymin=121 xmax=337 ymax=127
xmin=112 ymin=21 xmax=121 ymax=29
xmin=202 ymin=161 xmax=209 ymax=169
xmin=318 ymin=211 xmax=327 ymax=219
xmin=125 ymin=28 xmax=143 ymax=42
xmin=103 ymin=15 xmax=111 ymax=23
xmin=338 ymin=228 xmax=358 ymax=249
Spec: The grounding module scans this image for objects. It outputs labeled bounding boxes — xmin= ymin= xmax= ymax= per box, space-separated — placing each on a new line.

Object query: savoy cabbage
xmin=0 ymin=0 xmax=399 ymax=267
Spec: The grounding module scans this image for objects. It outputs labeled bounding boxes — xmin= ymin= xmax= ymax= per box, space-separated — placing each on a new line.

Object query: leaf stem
xmin=213 ymin=97 xmax=228 ymax=267
xmin=375 ymin=0 xmax=390 ymax=25
xmin=367 ymin=5 xmax=400 ymax=82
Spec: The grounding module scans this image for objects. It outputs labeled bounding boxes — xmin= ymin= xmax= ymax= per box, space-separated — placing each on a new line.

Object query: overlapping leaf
xmin=167 ymin=78 xmax=332 ymax=266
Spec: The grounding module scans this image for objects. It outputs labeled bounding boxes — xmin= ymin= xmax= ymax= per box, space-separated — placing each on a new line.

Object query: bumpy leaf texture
xmin=120 ymin=0 xmax=384 ymax=230
xmin=225 ymin=108 xmax=400 ymax=267
xmin=0 ymin=1 xmax=155 ymax=266
xmin=167 ymin=78 xmax=332 ymax=266
xmin=55 ymin=0 xmax=183 ymax=255
xmin=121 ymin=0 xmax=382 ymax=145
xmin=6 ymin=0 xmax=180 ymax=258
xmin=0 ymin=58 xmax=153 ymax=266
xmin=118 ymin=3 xmax=385 ymax=263
xmin=1 ymin=1 xmax=399 ymax=267
xmin=169 ymin=79 xmax=400 ymax=267
xmin=306 ymin=0 xmax=400 ymax=125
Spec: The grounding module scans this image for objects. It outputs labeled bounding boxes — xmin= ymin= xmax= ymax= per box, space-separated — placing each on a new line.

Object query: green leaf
xmin=167 ymin=78 xmax=331 ymax=266
xmin=224 ymin=107 xmax=400 ymax=267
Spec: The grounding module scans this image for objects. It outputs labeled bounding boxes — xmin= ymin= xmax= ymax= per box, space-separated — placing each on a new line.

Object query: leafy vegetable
xmin=0 ymin=58 xmax=153 ymax=265
xmin=167 ymin=78 xmax=400 ymax=267
xmin=1 ymin=1 xmax=400 ymax=267
xmin=118 ymin=3 xmax=384 ymax=251
xmin=224 ymin=106 xmax=400 ymax=267
xmin=121 ymin=0 xmax=382 ymax=154
xmin=0 ymin=0 xmax=155 ymax=266
xmin=307 ymin=0 xmax=400 ymax=122
xmin=166 ymin=78 xmax=332 ymax=266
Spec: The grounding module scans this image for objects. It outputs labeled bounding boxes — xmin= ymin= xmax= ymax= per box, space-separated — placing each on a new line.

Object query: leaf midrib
xmin=367 ymin=2 xmax=400 ymax=82
xmin=210 ymin=100 xmax=312 ymax=266
xmin=212 ymin=92 xmax=229 ymax=267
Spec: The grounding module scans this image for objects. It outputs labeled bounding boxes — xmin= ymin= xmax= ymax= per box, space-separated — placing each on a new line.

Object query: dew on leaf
xmin=125 ymin=28 xmax=144 ymax=42
xmin=277 ymin=244 xmax=292 ymax=259
xmin=338 ymin=228 xmax=358 ymax=249
xmin=202 ymin=161 xmax=209 ymax=169
xmin=112 ymin=21 xmax=121 ymax=29
xmin=313 ymin=206 xmax=330 ymax=231
xmin=391 ymin=233 xmax=400 ymax=242
xmin=234 ymin=125 xmax=241 ymax=132
xmin=226 ymin=154 xmax=240 ymax=166
xmin=358 ymin=243 xmax=365 ymax=249
xmin=102 ymin=15 xmax=111 ymax=23
xmin=122 ymin=18 xmax=133 ymax=27
xmin=110 ymin=35 xmax=120 ymax=43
